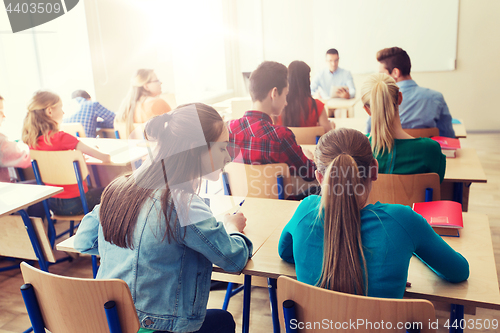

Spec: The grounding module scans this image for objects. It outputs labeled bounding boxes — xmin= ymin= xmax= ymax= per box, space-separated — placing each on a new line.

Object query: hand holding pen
xmin=224 ymin=199 xmax=247 ymax=233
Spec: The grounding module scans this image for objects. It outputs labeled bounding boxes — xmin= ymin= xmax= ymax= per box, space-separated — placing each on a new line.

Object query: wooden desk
xmin=0 ymin=183 xmax=63 ymax=272
xmin=57 ymin=196 xmax=300 ymax=257
xmin=80 ymin=138 xmax=151 ymax=187
xmin=323 ymin=98 xmax=359 ymax=118
xmin=248 ymin=212 xmax=500 ymax=333
xmin=330 ymin=117 xmax=467 ymax=138
xmin=0 ymin=183 xmax=62 ymax=216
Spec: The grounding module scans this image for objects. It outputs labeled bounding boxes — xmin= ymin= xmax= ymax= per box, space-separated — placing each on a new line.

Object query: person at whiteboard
xmin=366 ymin=47 xmax=455 ymax=138
xmin=310 ymin=48 xmax=355 ymax=100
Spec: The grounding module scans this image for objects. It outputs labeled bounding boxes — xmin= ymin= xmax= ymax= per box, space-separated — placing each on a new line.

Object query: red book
xmin=412 ymin=200 xmax=463 ymax=237
xmin=431 ymin=136 xmax=461 ymax=158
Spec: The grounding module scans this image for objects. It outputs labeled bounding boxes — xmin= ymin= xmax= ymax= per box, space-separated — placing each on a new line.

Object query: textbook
xmin=412 ymin=200 xmax=463 ymax=237
xmin=431 ymin=136 xmax=461 ymax=158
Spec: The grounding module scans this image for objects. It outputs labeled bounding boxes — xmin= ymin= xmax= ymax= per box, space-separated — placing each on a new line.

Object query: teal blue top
xmin=278 ymin=195 xmax=469 ymax=298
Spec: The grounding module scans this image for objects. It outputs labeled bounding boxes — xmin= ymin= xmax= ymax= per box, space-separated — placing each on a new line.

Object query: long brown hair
xmin=361 ymin=73 xmax=400 ymax=156
xmin=100 ymin=103 xmax=225 ymax=249
xmin=281 ymin=61 xmax=318 ymax=127
xmin=315 ymin=128 xmax=375 ymax=295
xmin=22 ymin=91 xmax=61 ymax=148
xmin=116 ymin=69 xmax=156 ymax=137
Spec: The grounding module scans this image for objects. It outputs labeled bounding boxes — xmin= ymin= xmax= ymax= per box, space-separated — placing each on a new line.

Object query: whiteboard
xmin=312 ymin=0 xmax=459 ymax=74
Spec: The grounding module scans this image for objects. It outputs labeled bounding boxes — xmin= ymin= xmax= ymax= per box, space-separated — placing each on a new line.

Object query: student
xmin=0 ymin=94 xmax=30 ymax=182
xmin=362 ymin=73 xmax=446 ymax=182
xmin=22 ymin=91 xmax=111 ymax=216
xmin=310 ymin=48 xmax=355 ymax=100
xmin=64 ymin=90 xmax=116 ymax=138
xmin=74 ymin=103 xmax=252 ymax=333
xmin=116 ymin=69 xmax=171 ymax=138
xmin=275 ymin=60 xmax=333 ymax=133
xmin=228 ymin=61 xmax=316 ymax=181
xmin=278 ymin=128 xmax=469 ymax=298
xmin=367 ymin=47 xmax=455 ymax=138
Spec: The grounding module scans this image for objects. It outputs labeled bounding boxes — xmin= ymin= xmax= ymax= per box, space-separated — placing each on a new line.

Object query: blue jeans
xmin=157 ymin=309 xmax=235 ymax=333
xmin=48 ymin=187 xmax=104 ymax=216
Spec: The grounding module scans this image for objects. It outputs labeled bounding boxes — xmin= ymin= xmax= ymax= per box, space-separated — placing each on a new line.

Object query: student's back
xmin=278 ymin=128 xmax=469 ymax=298
xmin=361 ymin=73 xmax=446 ymax=182
xmin=75 ymin=104 xmax=251 ymax=333
xmin=228 ymin=61 xmax=316 ymax=181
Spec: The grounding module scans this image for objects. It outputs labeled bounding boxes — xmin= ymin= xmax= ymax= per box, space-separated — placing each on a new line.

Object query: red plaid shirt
xmin=228 ymin=111 xmax=316 ymax=180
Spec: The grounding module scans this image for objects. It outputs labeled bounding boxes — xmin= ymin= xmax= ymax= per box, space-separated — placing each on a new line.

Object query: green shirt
xmin=369 ymin=136 xmax=446 ymax=182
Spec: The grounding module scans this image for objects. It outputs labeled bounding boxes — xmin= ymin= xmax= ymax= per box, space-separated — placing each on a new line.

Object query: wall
xmin=83 ymin=0 xmax=175 ymax=112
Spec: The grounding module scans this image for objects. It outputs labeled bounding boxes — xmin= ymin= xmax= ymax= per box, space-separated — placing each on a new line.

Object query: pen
xmin=233 ymin=199 xmax=245 ymax=214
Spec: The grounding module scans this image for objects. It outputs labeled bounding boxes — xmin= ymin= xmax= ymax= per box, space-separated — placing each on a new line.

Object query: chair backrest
xmin=368 ymin=173 xmax=441 ymax=206
xmin=20 ymin=262 xmax=140 ymax=333
xmin=60 ymin=123 xmax=87 ymax=138
xmin=231 ymin=99 xmax=252 ymax=120
xmin=288 ymin=126 xmax=326 ymax=145
xmin=30 ymin=150 xmax=89 ymax=185
xmin=223 ymin=162 xmax=290 ymax=199
xmin=404 ymin=127 xmax=439 ymax=138
xmin=114 ymin=121 xmax=145 ymax=140
xmin=0 ymin=216 xmax=55 ymax=263
xmin=277 ymin=276 xmax=436 ymax=333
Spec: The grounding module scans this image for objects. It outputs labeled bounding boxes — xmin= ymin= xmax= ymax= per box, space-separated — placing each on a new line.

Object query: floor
xmin=1 ymin=132 xmax=499 ymax=333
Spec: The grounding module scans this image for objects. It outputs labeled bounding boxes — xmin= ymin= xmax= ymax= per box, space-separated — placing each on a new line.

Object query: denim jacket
xmin=74 ymin=192 xmax=253 ymax=332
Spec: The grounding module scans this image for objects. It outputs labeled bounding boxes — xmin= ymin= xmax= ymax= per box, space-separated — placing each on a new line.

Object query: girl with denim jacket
xmin=75 ymin=103 xmax=252 ymax=333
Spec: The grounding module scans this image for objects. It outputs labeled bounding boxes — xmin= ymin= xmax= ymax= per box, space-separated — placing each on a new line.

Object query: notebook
xmin=412 ymin=200 xmax=463 ymax=237
xmin=431 ymin=136 xmax=461 ymax=158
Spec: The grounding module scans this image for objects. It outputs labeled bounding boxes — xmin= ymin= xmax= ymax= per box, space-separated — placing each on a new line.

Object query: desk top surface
xmin=330 ymin=117 xmax=467 ymax=138
xmin=0 ymin=183 xmax=62 ymax=216
xmin=81 ymin=138 xmax=150 ymax=166
xmin=57 ymin=195 xmax=300 ymax=257
xmin=245 ymin=212 xmax=500 ymax=310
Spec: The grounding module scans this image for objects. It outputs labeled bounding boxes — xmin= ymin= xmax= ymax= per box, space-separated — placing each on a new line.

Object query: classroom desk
xmin=322 ymin=97 xmax=359 ymax=118
xmin=330 ymin=117 xmax=467 ymax=138
xmin=0 ymin=183 xmax=63 ymax=271
xmin=247 ymin=212 xmax=500 ymax=333
xmin=80 ymin=138 xmax=151 ymax=187
xmin=301 ymin=144 xmax=487 ymax=211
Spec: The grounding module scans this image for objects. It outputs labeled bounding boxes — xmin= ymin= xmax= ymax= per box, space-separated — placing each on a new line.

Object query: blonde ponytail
xmin=22 ymin=91 xmax=60 ymax=148
xmin=315 ymin=128 xmax=374 ymax=295
xmin=361 ymin=73 xmax=400 ymax=156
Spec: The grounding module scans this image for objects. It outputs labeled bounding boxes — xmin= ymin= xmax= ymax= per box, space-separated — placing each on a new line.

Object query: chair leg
xmin=268 ymin=278 xmax=281 ymax=333
xmin=282 ymin=300 xmax=297 ymax=333
xmin=19 ymin=210 xmax=49 ymax=272
xmin=222 ymin=282 xmax=245 ymax=311
xmin=242 ymin=275 xmax=252 ymax=333
xmin=70 ymin=220 xmax=75 ymax=237
xmin=104 ymin=301 xmax=123 ymax=333
xmin=20 ymin=283 xmax=45 ymax=333
xmin=92 ymin=255 xmax=99 ymax=278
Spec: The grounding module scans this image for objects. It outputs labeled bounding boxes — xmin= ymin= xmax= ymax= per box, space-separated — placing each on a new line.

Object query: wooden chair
xmin=30 ymin=150 xmax=99 ymax=277
xmin=368 ymin=173 xmax=441 ymax=206
xmin=277 ymin=276 xmax=436 ymax=333
xmin=222 ymin=162 xmax=291 ymax=199
xmin=403 ymin=127 xmax=439 ymax=138
xmin=114 ymin=121 xmax=144 ymax=139
xmin=0 ymin=215 xmax=56 ymax=272
xmin=20 ymin=262 xmax=140 ymax=333
xmin=60 ymin=122 xmax=87 ymax=138
xmin=288 ymin=126 xmax=325 ymax=145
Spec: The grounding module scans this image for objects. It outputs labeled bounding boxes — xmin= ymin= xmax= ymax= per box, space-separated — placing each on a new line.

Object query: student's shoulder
xmin=364 ymin=202 xmax=421 ymax=224
xmin=413 ymin=137 xmax=442 ymax=153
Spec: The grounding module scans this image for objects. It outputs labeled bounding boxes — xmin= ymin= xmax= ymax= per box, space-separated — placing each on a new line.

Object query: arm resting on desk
xmin=74 ymin=205 xmax=100 ymax=256
xmin=405 ymin=208 xmax=469 ymax=283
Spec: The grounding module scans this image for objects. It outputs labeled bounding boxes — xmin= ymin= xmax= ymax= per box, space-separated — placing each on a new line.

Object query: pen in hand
xmin=233 ymin=199 xmax=245 ymax=215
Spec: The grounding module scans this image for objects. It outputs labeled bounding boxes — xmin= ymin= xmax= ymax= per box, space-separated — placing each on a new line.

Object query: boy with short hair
xmin=228 ymin=61 xmax=316 ymax=181
xmin=64 ymin=90 xmax=115 ymax=138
